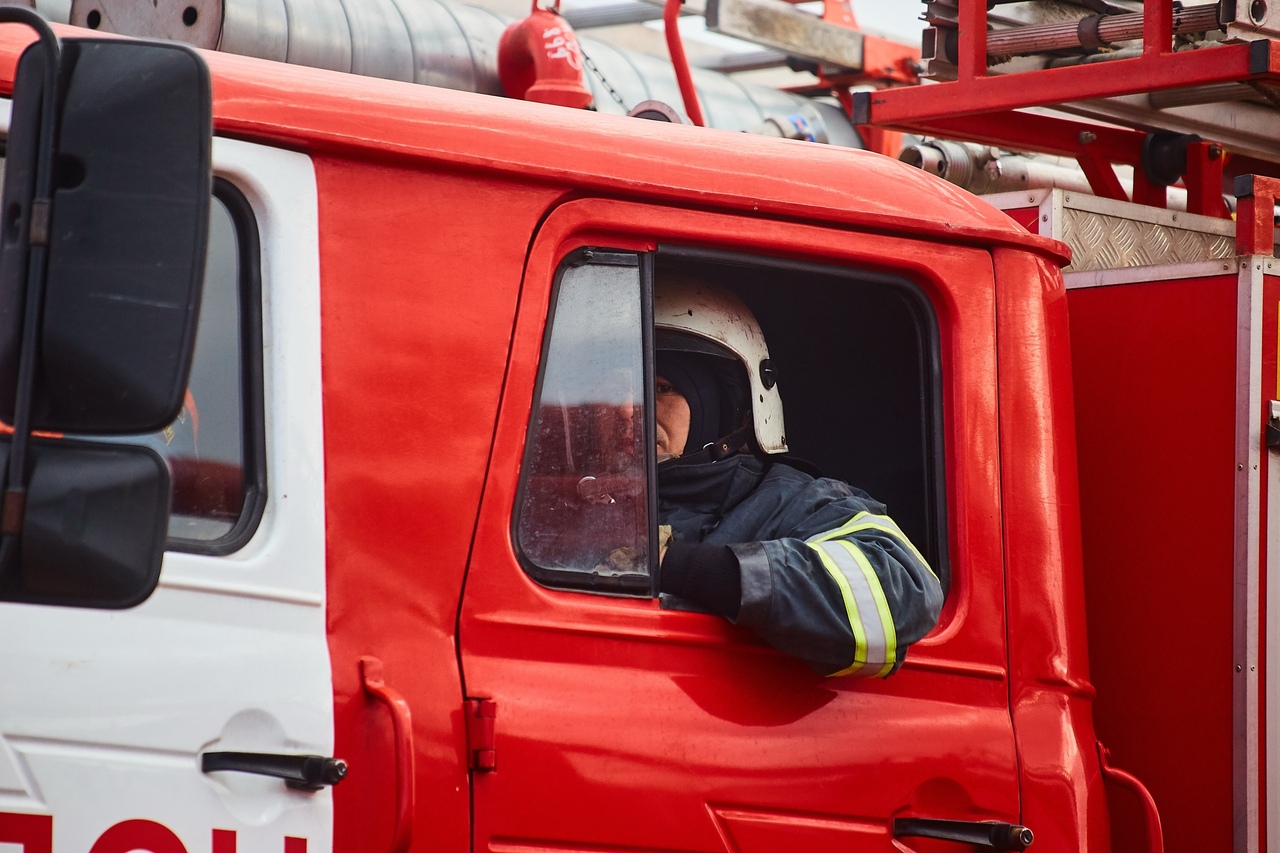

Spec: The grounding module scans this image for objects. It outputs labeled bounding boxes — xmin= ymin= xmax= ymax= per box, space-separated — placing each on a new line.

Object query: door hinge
xmin=465 ymin=698 xmax=497 ymax=772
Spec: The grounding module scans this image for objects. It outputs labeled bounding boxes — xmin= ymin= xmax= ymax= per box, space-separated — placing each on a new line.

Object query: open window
xmin=515 ymin=246 xmax=948 ymax=595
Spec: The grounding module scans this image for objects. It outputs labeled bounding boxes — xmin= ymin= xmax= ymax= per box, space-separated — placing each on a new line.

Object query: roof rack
xmin=852 ymin=0 xmax=1280 ymax=217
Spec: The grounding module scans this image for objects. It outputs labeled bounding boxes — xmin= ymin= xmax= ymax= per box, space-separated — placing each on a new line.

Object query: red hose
xmin=663 ymin=0 xmax=705 ymax=126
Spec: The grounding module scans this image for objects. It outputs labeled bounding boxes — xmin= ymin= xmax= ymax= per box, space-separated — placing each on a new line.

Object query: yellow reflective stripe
xmin=807 ymin=542 xmax=866 ymax=676
xmin=817 ymin=541 xmax=886 ymax=674
xmin=809 ymin=511 xmax=937 ymax=581
xmin=835 ymin=540 xmax=897 ymax=678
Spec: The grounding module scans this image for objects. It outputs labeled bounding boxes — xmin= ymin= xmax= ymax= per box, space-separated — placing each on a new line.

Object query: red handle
xmin=361 ymin=657 xmax=415 ymax=853
xmin=1098 ymin=742 xmax=1163 ymax=853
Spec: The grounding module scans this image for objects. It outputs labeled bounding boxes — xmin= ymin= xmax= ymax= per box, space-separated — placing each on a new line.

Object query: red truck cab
xmin=0 ymin=23 xmax=1132 ymax=853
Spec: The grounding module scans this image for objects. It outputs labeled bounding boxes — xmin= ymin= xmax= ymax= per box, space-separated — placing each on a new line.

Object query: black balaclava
xmin=656 ymin=349 xmax=751 ymax=459
xmin=655 ymin=348 xmax=754 ymax=620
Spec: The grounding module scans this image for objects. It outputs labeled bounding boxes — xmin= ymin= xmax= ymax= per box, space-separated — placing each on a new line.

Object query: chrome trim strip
xmin=1235 ymin=255 xmax=1267 ymax=853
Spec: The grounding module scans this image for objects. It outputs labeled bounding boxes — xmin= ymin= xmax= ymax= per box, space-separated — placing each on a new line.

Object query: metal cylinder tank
xmin=68 ymin=0 xmax=854 ymax=136
xmin=0 ymin=0 xmax=67 ymax=20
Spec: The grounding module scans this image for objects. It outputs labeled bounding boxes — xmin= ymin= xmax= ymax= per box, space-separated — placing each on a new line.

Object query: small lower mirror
xmin=0 ymin=437 xmax=170 ymax=608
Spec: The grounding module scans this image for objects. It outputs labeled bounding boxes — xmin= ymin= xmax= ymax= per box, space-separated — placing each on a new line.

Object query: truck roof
xmin=0 ymin=24 xmax=1068 ymax=264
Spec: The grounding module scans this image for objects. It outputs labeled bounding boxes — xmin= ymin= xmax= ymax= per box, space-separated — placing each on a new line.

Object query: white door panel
xmin=0 ymin=137 xmax=330 ymax=852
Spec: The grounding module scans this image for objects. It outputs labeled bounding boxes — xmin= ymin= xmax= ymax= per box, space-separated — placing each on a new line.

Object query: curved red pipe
xmin=663 ymin=0 xmax=705 ymax=126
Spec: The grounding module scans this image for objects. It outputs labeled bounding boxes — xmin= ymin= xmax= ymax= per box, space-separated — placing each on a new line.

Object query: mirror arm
xmin=0 ymin=9 xmax=58 ymax=554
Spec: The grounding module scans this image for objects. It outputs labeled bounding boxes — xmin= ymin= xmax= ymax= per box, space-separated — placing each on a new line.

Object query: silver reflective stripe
xmin=808 ymin=510 xmax=936 ymax=581
xmin=810 ymin=539 xmax=895 ymax=676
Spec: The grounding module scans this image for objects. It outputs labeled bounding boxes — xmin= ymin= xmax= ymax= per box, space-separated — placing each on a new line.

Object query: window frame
xmin=165 ymin=177 xmax=267 ymax=556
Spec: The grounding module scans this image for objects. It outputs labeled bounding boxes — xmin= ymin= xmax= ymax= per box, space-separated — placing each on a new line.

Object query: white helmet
xmin=654 ymin=276 xmax=787 ymax=454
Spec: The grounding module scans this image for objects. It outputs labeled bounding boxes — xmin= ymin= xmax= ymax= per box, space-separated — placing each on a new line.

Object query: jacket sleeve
xmin=726 ymin=480 xmax=944 ymax=677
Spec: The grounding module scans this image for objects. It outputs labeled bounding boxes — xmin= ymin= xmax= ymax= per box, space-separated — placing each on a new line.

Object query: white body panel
xmin=0 ymin=137 xmax=330 ymax=851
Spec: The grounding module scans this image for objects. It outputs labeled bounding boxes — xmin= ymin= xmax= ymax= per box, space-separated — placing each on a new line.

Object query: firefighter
xmin=654 ymin=277 xmax=944 ymax=677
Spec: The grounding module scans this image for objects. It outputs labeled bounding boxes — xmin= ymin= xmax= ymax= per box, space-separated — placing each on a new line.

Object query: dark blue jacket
xmin=660 ymin=455 xmax=943 ymax=676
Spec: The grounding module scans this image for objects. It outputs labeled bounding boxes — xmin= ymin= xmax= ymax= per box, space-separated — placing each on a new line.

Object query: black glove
xmin=660 ymin=541 xmax=741 ymax=619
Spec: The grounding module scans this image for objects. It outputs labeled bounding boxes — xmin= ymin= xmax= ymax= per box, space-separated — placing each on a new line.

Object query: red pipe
xmin=663 ymin=0 xmax=705 ymax=126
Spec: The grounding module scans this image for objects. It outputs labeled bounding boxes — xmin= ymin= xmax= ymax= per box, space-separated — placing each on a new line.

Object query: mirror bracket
xmin=0 ymin=16 xmax=210 ymax=606
xmin=0 ymin=8 xmax=60 ymax=566
xmin=28 ymin=197 xmax=49 ymax=246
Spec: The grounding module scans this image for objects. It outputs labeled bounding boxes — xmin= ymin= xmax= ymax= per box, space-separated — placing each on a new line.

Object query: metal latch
xmin=1268 ymin=400 xmax=1280 ymax=448
xmin=465 ymin=698 xmax=497 ymax=772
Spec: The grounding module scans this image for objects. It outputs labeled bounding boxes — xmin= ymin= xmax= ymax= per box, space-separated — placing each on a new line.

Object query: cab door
xmin=0 ymin=138 xmax=334 ymax=852
xmin=459 ymin=199 xmax=1017 ymax=852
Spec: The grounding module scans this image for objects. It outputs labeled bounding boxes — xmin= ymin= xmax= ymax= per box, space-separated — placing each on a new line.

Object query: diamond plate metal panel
xmin=1061 ymin=208 xmax=1236 ymax=272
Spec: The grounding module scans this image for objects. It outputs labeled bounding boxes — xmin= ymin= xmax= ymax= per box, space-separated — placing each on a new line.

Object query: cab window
xmin=0 ymin=152 xmax=264 ymax=552
xmin=516 ymin=252 xmax=652 ymax=594
xmin=110 ymin=181 xmax=265 ymax=552
xmin=515 ymin=247 xmax=948 ymax=595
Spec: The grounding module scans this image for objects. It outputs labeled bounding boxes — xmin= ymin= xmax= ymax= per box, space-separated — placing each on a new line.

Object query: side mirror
xmin=0 ymin=35 xmax=212 ymax=433
xmin=0 ymin=437 xmax=170 ymax=609
xmin=0 ymin=11 xmax=212 ymax=609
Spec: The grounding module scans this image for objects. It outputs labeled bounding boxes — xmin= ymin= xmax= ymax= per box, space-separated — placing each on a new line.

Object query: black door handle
xmin=893 ymin=818 xmax=1034 ymax=851
xmin=201 ymin=751 xmax=348 ymax=791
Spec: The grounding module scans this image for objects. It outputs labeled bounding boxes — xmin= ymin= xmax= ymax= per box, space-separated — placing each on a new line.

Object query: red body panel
xmin=314 ymin=157 xmax=563 ymax=852
xmin=994 ymin=249 xmax=1110 ymax=853
xmin=460 ymin=199 xmax=1020 ymax=851
xmin=192 ymin=44 xmax=1065 ymax=263
xmin=1068 ymin=274 xmax=1237 ymax=853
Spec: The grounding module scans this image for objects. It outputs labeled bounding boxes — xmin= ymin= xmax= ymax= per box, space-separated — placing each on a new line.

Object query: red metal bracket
xmin=1076 ymin=145 xmax=1128 ymax=202
xmin=361 ymin=657 xmax=415 ymax=853
xmin=1098 ymin=742 xmax=1164 ymax=853
xmin=1235 ymin=174 xmax=1280 ymax=255
xmin=465 ymin=698 xmax=498 ymax=772
xmin=1184 ymin=141 xmax=1229 ymax=218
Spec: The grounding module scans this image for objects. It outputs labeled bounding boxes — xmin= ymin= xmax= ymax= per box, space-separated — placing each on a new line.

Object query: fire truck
xmin=0 ymin=0 xmax=1275 ymax=852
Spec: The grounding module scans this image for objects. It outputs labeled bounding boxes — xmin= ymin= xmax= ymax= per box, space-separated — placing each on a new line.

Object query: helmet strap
xmin=672 ymin=422 xmax=755 ymax=466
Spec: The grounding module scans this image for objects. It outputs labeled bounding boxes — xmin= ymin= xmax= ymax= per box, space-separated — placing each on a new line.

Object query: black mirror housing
xmin=0 ymin=437 xmax=170 ymax=608
xmin=0 ymin=14 xmax=213 ymax=611
xmin=0 ymin=37 xmax=212 ymax=434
